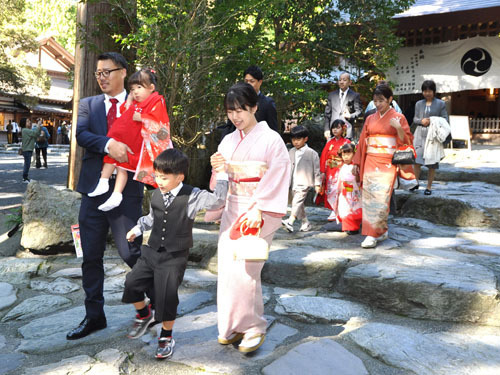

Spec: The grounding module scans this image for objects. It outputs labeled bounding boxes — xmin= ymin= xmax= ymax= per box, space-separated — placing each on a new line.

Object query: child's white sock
xmin=98 ymin=192 xmax=123 ymax=211
xmin=88 ymin=178 xmax=110 ymax=197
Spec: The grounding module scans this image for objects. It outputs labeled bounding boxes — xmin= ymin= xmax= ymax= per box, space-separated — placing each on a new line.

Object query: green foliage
xmin=23 ymin=0 xmax=77 ymax=54
xmin=5 ymin=207 xmax=22 ymax=228
xmin=87 ymin=0 xmax=414 ymax=145
xmin=0 ymin=0 xmax=50 ymax=98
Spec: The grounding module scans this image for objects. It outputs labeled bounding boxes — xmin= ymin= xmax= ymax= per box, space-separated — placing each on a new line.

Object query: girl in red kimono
xmin=353 ymin=83 xmax=414 ymax=248
xmin=318 ymin=119 xmax=350 ymax=220
xmin=89 ymin=69 xmax=172 ymax=211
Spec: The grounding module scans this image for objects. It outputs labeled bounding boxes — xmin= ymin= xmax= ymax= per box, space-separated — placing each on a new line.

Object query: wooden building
xmin=0 ymin=36 xmax=74 ymax=143
xmin=388 ymin=0 xmax=500 ymax=140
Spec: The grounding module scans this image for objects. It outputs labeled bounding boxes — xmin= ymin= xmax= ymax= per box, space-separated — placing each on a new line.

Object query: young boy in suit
xmin=282 ymin=126 xmax=322 ymax=232
xmin=123 ymin=148 xmax=227 ymax=359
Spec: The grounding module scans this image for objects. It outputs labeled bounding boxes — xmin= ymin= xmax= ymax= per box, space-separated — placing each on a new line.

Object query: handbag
xmin=18 ymin=148 xmax=23 ymax=156
xmin=231 ymin=216 xmax=268 ymax=261
xmin=392 ymin=145 xmax=416 ymax=165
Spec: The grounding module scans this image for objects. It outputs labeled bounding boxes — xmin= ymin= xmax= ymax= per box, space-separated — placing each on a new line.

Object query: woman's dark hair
xmin=421 ymin=80 xmax=436 ymax=93
xmin=290 ymin=125 xmax=309 ymax=139
xmin=97 ymin=52 xmax=128 ymax=70
xmin=224 ymin=82 xmax=259 ymax=112
xmin=373 ymin=83 xmax=393 ymax=101
xmin=128 ymin=69 xmax=157 ymax=88
xmin=154 ymin=148 xmax=189 ymax=176
xmin=338 ymin=142 xmax=356 ymax=156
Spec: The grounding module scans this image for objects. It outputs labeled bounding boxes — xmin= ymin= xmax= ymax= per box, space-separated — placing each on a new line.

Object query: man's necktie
xmin=107 ymin=98 xmax=119 ymax=131
xmin=340 ymin=91 xmax=345 ymax=108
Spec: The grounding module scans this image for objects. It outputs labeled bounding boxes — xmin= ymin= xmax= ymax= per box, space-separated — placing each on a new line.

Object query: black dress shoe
xmin=346 ymin=230 xmax=359 ymax=235
xmin=66 ymin=316 xmax=107 ymax=340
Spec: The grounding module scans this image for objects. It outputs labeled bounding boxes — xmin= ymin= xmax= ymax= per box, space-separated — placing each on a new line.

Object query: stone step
xmin=260 ymin=207 xmax=500 ymax=326
xmin=395 ymin=181 xmax=500 ymax=228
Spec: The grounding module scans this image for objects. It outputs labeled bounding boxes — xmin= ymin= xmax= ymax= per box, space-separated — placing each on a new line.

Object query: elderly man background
xmin=323 ymin=72 xmax=363 ymax=141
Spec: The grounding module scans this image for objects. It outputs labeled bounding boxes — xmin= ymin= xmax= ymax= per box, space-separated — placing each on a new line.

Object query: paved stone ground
xmin=1 ymin=143 xmax=500 ymax=375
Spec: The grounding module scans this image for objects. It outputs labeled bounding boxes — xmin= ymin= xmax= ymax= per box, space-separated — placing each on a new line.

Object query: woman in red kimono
xmin=318 ymin=119 xmax=350 ymax=220
xmin=88 ymin=69 xmax=172 ymax=211
xmin=353 ymin=83 xmax=414 ymax=248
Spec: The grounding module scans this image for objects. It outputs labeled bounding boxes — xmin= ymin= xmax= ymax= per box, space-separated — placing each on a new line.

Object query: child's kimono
xmin=317 ymin=137 xmax=350 ymax=210
xmin=335 ymin=163 xmax=362 ymax=231
xmin=104 ymin=91 xmax=172 ymax=187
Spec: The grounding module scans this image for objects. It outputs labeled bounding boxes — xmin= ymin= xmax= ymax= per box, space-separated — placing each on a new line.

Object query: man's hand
xmin=324 ymin=130 xmax=330 ymax=141
xmin=108 ymin=138 xmax=133 ymax=163
xmin=126 ymin=229 xmax=136 ymax=242
xmin=133 ymin=112 xmax=142 ymax=122
xmin=315 ymin=185 xmax=322 ymax=194
xmin=421 ymin=118 xmax=430 ymax=127
xmin=342 ymin=108 xmax=351 ymax=119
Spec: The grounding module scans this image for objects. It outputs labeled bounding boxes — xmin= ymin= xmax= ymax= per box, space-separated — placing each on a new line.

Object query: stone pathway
xmin=1 ymin=146 xmax=500 ymax=374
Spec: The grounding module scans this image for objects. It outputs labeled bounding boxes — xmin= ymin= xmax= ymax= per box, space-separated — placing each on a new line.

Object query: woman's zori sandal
xmin=217 ymin=332 xmax=244 ymax=345
xmin=238 ymin=333 xmax=266 ymax=353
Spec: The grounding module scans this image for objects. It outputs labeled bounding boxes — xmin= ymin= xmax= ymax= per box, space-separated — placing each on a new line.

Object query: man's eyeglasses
xmin=94 ymin=68 xmax=122 ymax=79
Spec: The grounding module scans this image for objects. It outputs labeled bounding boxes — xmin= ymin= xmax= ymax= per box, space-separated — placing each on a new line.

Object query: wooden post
xmin=67 ymin=1 xmax=135 ymax=190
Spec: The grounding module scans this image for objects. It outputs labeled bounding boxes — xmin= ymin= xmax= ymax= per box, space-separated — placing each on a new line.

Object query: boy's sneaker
xmin=156 ymin=337 xmax=175 ymax=359
xmin=299 ymin=222 xmax=312 ymax=232
xmin=282 ymin=219 xmax=294 ymax=232
xmin=127 ymin=312 xmax=155 ymax=339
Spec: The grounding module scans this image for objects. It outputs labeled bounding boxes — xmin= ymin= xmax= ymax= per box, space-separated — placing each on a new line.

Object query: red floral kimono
xmin=104 ymin=91 xmax=172 ymax=187
xmin=317 ymin=137 xmax=350 ymax=210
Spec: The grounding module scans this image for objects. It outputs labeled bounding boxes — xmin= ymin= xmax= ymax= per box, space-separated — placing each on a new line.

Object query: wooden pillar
xmin=67 ymin=1 xmax=135 ymax=190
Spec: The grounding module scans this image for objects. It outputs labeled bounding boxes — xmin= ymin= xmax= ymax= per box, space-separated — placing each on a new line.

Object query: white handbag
xmin=233 ymin=226 xmax=269 ymax=261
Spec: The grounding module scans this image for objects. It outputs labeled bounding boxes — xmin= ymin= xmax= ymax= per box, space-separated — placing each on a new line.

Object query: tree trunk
xmin=68 ymin=1 xmax=135 ymax=190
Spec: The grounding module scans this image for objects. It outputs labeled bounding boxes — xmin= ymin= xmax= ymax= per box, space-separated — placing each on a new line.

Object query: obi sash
xmin=227 ymin=161 xmax=268 ymax=197
xmin=366 ymin=135 xmax=397 ymax=155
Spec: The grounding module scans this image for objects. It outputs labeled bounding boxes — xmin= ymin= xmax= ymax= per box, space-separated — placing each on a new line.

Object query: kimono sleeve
xmin=319 ymin=140 xmax=331 ymax=173
xmin=251 ymin=135 xmax=291 ymax=215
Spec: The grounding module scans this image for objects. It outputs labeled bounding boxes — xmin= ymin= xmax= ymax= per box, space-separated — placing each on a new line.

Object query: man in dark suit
xmin=218 ymin=65 xmax=278 ymax=139
xmin=67 ymin=52 xmax=145 ymax=340
xmin=323 ymin=72 xmax=363 ymax=140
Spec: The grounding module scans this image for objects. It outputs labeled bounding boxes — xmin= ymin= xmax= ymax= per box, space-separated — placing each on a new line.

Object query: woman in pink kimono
xmin=210 ymin=82 xmax=290 ymax=353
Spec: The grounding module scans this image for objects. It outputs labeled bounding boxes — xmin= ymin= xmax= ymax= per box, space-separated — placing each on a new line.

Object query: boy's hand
xmin=133 ymin=112 xmax=142 ymax=122
xmin=210 ymin=152 xmax=226 ymax=173
xmin=126 ymin=229 xmax=136 ymax=242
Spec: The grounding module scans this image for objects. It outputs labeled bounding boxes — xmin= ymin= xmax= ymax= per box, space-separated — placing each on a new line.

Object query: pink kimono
xmin=334 ymin=163 xmax=362 ymax=231
xmin=216 ymin=121 xmax=290 ymax=340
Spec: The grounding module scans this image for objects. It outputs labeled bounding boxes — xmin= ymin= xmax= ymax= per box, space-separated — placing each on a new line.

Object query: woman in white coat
xmin=412 ymin=80 xmax=449 ymax=195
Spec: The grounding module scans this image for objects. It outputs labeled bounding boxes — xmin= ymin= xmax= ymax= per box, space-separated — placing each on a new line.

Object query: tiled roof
xmin=395 ymin=0 xmax=500 ymax=18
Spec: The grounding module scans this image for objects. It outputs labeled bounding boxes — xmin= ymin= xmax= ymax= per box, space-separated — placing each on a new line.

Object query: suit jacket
xmin=218 ymin=92 xmax=278 ymax=139
xmin=289 ymin=145 xmax=322 ymax=189
xmin=324 ymin=88 xmax=363 ymax=139
xmin=75 ymin=94 xmax=143 ymax=196
xmin=413 ymin=98 xmax=449 ymax=126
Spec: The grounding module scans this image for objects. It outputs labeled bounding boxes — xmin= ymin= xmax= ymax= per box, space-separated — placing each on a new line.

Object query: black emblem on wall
xmin=461 ymin=48 xmax=492 ymax=77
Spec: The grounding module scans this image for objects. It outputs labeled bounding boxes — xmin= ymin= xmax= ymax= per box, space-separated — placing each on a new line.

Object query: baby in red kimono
xmin=89 ymin=69 xmax=171 ymax=211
